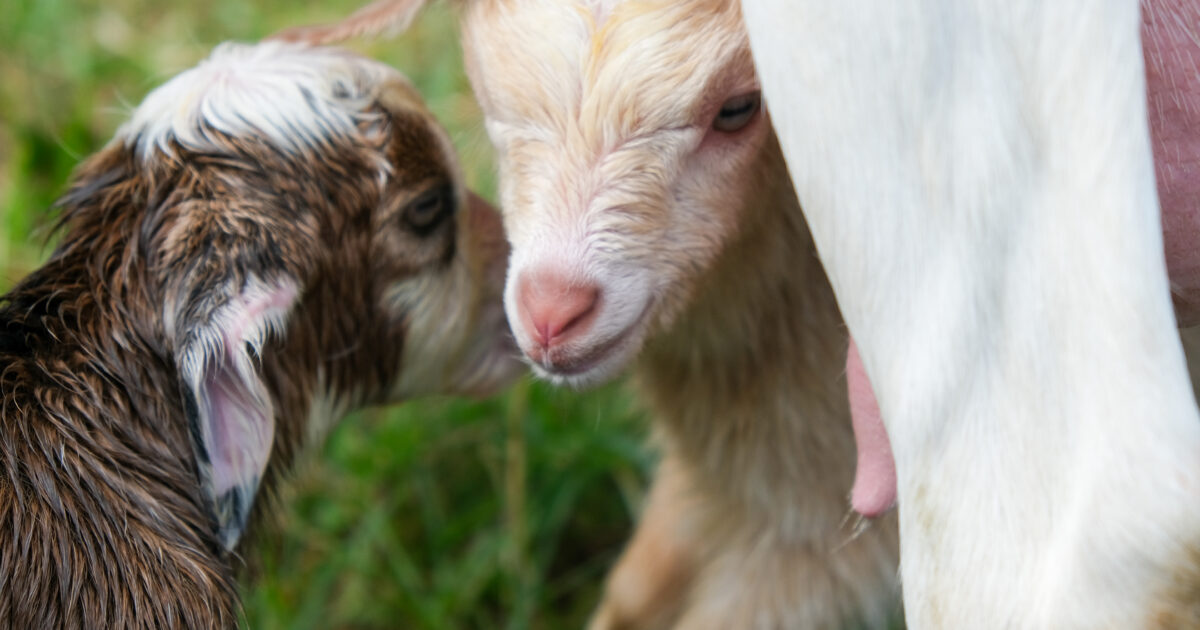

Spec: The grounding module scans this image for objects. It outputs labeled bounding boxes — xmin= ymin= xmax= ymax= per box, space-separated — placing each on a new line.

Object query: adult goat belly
xmin=1146 ymin=0 xmax=1200 ymax=325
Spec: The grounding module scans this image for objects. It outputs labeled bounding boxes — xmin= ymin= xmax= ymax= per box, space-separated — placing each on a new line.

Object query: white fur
xmin=742 ymin=0 xmax=1200 ymax=626
xmin=304 ymin=375 xmax=350 ymax=447
xmin=117 ymin=41 xmax=397 ymax=163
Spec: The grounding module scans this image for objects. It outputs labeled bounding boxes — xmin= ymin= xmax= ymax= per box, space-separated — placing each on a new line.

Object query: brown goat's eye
xmin=712 ymin=92 xmax=761 ymax=133
xmin=404 ymin=185 xmax=455 ymax=235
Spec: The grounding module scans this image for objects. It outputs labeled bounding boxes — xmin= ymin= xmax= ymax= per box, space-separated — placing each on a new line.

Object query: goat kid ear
xmin=270 ymin=0 xmax=431 ymax=46
xmin=173 ymin=276 xmax=299 ymax=551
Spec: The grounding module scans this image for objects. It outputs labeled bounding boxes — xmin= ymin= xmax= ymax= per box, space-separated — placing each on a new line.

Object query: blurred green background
xmin=0 ymin=1 xmax=653 ymax=628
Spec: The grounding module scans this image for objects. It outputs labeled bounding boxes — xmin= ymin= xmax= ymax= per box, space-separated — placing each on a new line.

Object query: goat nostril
xmin=519 ymin=273 xmax=601 ymax=349
xmin=543 ymin=287 xmax=597 ymax=340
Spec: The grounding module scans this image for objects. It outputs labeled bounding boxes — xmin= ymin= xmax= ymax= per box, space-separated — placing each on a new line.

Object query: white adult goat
xmin=744 ymin=0 xmax=1200 ymax=626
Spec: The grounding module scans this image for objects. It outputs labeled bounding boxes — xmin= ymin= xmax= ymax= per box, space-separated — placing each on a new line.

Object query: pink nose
xmin=518 ymin=271 xmax=600 ymax=349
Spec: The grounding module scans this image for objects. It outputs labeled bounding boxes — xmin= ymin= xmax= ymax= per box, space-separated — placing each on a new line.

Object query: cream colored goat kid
xmin=280 ymin=1 xmax=900 ymax=628
xmin=468 ymin=4 xmax=901 ymax=626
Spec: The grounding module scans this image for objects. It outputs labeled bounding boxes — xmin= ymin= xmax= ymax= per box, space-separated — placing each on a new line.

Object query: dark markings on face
xmin=372 ymin=107 xmax=461 ymax=281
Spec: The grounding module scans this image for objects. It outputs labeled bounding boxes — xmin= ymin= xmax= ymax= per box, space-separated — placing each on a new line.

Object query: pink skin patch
xmin=847 ymin=339 xmax=896 ymax=518
xmin=201 ymin=281 xmax=295 ymax=497
xmin=847 ymin=0 xmax=1200 ymax=517
xmin=203 ymin=360 xmax=270 ymax=496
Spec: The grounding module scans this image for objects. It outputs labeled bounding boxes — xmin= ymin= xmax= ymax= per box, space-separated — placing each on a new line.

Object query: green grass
xmin=0 ymin=2 xmax=652 ymax=628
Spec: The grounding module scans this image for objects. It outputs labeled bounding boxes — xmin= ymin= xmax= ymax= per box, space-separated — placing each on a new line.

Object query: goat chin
xmin=0 ymin=41 xmax=519 ymax=629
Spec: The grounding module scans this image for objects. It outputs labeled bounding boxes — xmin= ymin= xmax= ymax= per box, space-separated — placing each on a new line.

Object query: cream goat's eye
xmin=404 ymin=184 xmax=455 ymax=235
xmin=712 ymin=92 xmax=761 ymax=133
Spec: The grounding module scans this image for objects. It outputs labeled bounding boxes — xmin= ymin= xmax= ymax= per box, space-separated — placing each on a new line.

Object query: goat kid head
xmin=280 ymin=0 xmax=768 ymax=388
xmin=57 ymin=41 xmax=519 ymax=549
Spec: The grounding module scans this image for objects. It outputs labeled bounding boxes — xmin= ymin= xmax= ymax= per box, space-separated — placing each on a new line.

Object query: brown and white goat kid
xmin=0 ymin=41 xmax=518 ymax=629
xmin=279 ymin=2 xmax=901 ymax=628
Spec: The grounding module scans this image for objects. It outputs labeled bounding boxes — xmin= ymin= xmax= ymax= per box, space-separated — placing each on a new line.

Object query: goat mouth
xmin=532 ymin=302 xmax=652 ymax=384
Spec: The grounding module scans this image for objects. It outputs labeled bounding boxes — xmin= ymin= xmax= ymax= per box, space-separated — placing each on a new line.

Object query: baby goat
xmin=0 ymin=41 xmax=518 ymax=629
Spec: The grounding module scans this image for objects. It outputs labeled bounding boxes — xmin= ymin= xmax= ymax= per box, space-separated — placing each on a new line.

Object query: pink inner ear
xmin=201 ymin=358 xmax=273 ymax=499
xmin=186 ymin=278 xmax=295 ymax=549
xmin=199 ymin=285 xmax=293 ymax=500
xmin=226 ymin=282 xmax=298 ymax=346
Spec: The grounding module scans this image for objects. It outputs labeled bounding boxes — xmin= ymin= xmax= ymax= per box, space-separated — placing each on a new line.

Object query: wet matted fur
xmin=0 ymin=41 xmax=518 ymax=629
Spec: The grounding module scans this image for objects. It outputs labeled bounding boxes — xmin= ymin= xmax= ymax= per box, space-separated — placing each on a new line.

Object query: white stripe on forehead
xmin=118 ymin=41 xmax=407 ymax=161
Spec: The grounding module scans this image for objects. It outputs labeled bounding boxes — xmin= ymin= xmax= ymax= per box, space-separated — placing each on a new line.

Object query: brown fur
xmin=0 ymin=47 xmax=514 ymax=629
